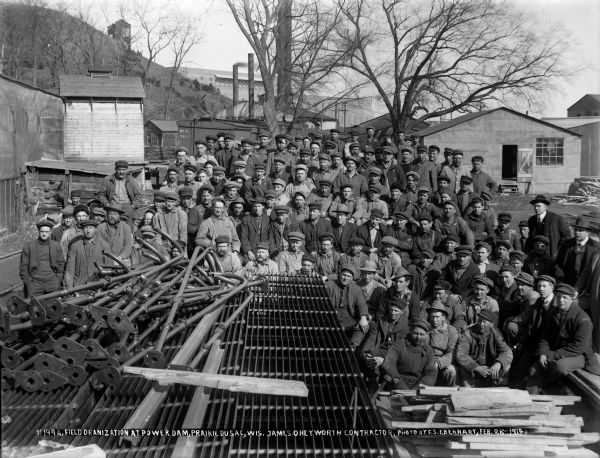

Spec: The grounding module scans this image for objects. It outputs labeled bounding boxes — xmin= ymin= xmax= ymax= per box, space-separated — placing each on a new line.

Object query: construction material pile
xmin=559 ymin=177 xmax=600 ymax=205
xmin=378 ymin=385 xmax=599 ymax=458
xmin=0 ymin=246 xmax=262 ymax=397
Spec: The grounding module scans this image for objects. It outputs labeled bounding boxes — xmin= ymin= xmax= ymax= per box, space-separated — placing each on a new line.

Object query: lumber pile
xmin=378 ymin=385 xmax=600 ymax=458
xmin=569 ymin=369 xmax=600 ymax=408
xmin=568 ymin=177 xmax=600 ymax=198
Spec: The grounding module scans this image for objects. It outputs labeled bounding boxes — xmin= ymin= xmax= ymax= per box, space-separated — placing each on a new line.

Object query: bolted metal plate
xmin=39 ymin=370 xmax=68 ymax=392
xmin=60 ymin=365 xmax=87 ymax=386
xmin=107 ymin=343 xmax=132 ymax=363
xmin=97 ymin=366 xmax=121 ymax=390
xmin=6 ymin=296 xmax=29 ymax=315
xmin=89 ymin=305 xmax=111 ymax=327
xmin=14 ymin=370 xmax=43 ymax=392
xmin=29 ymin=298 xmax=48 ymax=326
xmin=65 ymin=304 xmax=91 ymax=326
xmin=0 ymin=346 xmax=24 ymax=369
xmin=81 ymin=338 xmax=108 ymax=360
xmin=34 ymin=352 xmax=68 ymax=371
xmin=39 ymin=298 xmax=63 ymax=321
xmin=106 ymin=310 xmax=135 ymax=333
xmin=86 ymin=356 xmax=119 ymax=370
xmin=144 ymin=350 xmax=166 ymax=369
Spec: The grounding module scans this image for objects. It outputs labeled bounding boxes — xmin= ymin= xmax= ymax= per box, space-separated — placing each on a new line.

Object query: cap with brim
xmin=426 ymin=300 xmax=449 ymax=316
xmin=339 ymin=263 xmax=357 ymax=279
xmin=308 ymin=202 xmax=322 ymax=210
xmin=80 ymin=219 xmax=99 ymax=228
xmin=324 ymin=140 xmax=337 ymax=149
xmin=233 ymin=161 xmax=246 ymax=168
xmin=370 ymin=208 xmax=385 ymax=219
xmin=178 ymin=187 xmax=194 ymax=198
xmin=213 ymin=166 xmax=226 ymax=174
xmin=418 ymin=213 xmax=433 ymax=222
xmin=240 ymin=138 xmax=252 ymax=146
xmin=455 ymin=245 xmax=473 ymax=255
xmin=518 ymin=220 xmax=528 ymax=227
xmin=349 ymin=237 xmax=364 ymax=246
xmin=421 ymin=248 xmax=435 ymax=259
xmin=287 ymin=231 xmax=305 ymax=241
xmin=530 ymin=195 xmax=551 ymax=206
xmin=73 ymin=204 xmax=90 ymax=215
xmin=318 ymin=233 xmax=334 ymax=242
xmin=475 ymin=241 xmax=491 ymax=251
xmin=400 ymin=147 xmax=413 ymax=154
xmin=61 ymin=206 xmax=74 ymax=217
xmin=429 ymin=145 xmax=440 ymax=152
xmin=515 ymin=272 xmax=534 ymax=287
xmin=275 ymin=134 xmax=291 ymax=142
xmin=224 ymin=133 xmax=236 ymax=140
xmin=184 ymin=164 xmax=197 ymax=173
xmin=273 ymin=157 xmax=287 ymax=164
xmin=302 ymin=253 xmax=316 ymax=264
xmin=293 ymin=191 xmax=307 ymax=199
xmin=36 ymin=219 xmax=54 ymax=229
xmin=271 ymin=178 xmax=286 ymax=187
xmin=92 ymin=208 xmax=107 ymax=217
xmin=499 ymin=265 xmax=518 ymax=276
xmin=444 ymin=234 xmax=460 ymax=244
xmin=390 ymin=182 xmax=403 ymax=191
xmin=478 ymin=309 xmax=496 ymax=323
xmin=416 ymin=145 xmax=428 ymax=153
xmin=253 ymin=197 xmax=266 ymax=205
xmin=555 ymin=283 xmax=576 ymax=297
xmin=200 ymin=184 xmax=215 ymax=193
xmin=388 ymin=297 xmax=408 ymax=310
xmin=509 ymin=250 xmax=526 ymax=262
xmin=329 ymin=205 xmax=348 ymax=215
xmin=412 ymin=319 xmax=431 ymax=332
xmin=343 ymin=156 xmax=359 ymax=165
xmin=223 ymin=181 xmax=240 ymax=189
xmin=536 ymin=275 xmax=556 ymax=285
xmin=163 ymin=191 xmax=179 ymax=201
xmin=214 ymin=235 xmax=231 ymax=244
xmin=437 ymin=175 xmax=451 ymax=183
xmin=452 ymin=150 xmax=464 ymax=156
xmin=230 ymin=197 xmax=246 ymax=206
xmin=330 ymin=151 xmax=342 ymax=158
xmin=480 ymin=191 xmax=492 ymax=201
xmin=255 ymin=241 xmax=270 ymax=251
xmin=406 ymin=171 xmax=420 ymax=180
xmin=360 ymin=261 xmax=378 ymax=272
xmin=274 ymin=205 xmax=290 ymax=214
xmin=231 ymin=174 xmax=247 ymax=182
xmin=368 ymin=185 xmax=381 ymax=194
xmin=495 ymin=240 xmax=512 ymax=250
xmin=417 ymin=186 xmax=431 ymax=194
xmin=319 ymin=179 xmax=333 ymax=188
xmin=254 ymin=163 xmax=266 ymax=171
xmin=264 ymin=190 xmax=277 ymax=199
xmin=471 ymin=275 xmax=493 ymax=289
xmin=533 ymin=235 xmax=549 ymax=245
xmin=167 ymin=166 xmax=179 ymax=175
xmin=140 ymin=225 xmax=156 ymax=236
xmin=295 ymin=164 xmax=308 ymax=172
xmin=154 ymin=192 xmax=166 ymax=202
xmin=392 ymin=268 xmax=412 ymax=281
xmin=299 ymin=148 xmax=311 ymax=156
xmin=381 ymin=146 xmax=395 ymax=155
xmin=498 ymin=212 xmax=511 ymax=222
xmin=394 ymin=212 xmax=410 ymax=220
xmin=434 ymin=280 xmax=453 ymax=291
xmin=318 ymin=154 xmax=331 ymax=161
xmin=460 ymin=175 xmax=474 ymax=184
xmin=115 ymin=160 xmax=129 ymax=168
xmin=368 ymin=167 xmax=382 ymax=176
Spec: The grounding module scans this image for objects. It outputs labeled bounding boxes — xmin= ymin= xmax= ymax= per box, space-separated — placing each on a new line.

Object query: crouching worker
xmin=361 ymin=297 xmax=410 ymax=388
xmin=381 ymin=319 xmax=437 ymax=390
xmin=456 ymin=309 xmax=513 ymax=387
xmin=427 ymin=300 xmax=459 ymax=386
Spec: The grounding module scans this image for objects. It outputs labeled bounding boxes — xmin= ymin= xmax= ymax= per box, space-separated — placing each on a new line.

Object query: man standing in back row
xmin=98 ymin=160 xmax=143 ymax=228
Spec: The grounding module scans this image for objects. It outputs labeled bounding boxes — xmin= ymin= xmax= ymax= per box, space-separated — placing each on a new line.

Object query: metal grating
xmin=1 ymin=276 xmax=395 ymax=457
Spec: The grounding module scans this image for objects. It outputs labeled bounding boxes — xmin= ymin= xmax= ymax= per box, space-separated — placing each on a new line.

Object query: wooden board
xmin=530 ymin=426 xmax=582 ymax=434
xmin=446 ymin=417 xmax=540 ymax=427
xmin=123 ymin=366 xmax=309 ymax=397
xmin=450 ymin=390 xmax=531 ymax=412
xmin=574 ymin=369 xmax=600 ymax=391
xmin=446 ymin=402 xmax=552 ymax=417
xmin=415 ymin=445 xmax=545 ymax=457
xmin=530 ymin=394 xmax=581 ymax=405
xmin=460 ymin=432 xmax=599 ymax=445
xmin=401 ymin=403 xmax=444 ymax=412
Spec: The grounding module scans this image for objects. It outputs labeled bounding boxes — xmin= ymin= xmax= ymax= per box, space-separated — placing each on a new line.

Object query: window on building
xmin=535 ymin=137 xmax=564 ymax=166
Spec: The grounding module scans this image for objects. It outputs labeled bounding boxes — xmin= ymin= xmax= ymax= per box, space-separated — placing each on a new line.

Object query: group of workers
xmin=18 ymin=127 xmax=600 ymax=394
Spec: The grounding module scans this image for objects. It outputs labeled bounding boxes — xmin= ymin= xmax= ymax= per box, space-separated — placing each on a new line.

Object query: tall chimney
xmin=248 ymin=53 xmax=255 ymax=119
xmin=233 ymin=64 xmax=239 ymax=116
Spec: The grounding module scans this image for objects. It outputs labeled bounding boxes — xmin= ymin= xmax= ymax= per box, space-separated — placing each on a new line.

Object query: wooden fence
xmin=0 ymin=177 xmax=21 ymax=231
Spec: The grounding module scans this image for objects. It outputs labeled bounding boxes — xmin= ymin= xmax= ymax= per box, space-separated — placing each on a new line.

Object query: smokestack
xmin=233 ymin=64 xmax=239 ymax=116
xmin=248 ymin=53 xmax=255 ymax=119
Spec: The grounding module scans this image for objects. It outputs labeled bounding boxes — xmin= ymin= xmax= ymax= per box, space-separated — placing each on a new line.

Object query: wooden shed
xmin=145 ymin=120 xmax=178 ymax=147
xmin=59 ymin=71 xmax=145 ymax=164
xmin=414 ymin=108 xmax=582 ymax=194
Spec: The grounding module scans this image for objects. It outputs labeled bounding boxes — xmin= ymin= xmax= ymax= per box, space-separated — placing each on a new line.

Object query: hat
xmin=332 ymin=204 xmax=350 ymax=214
xmin=368 ymin=184 xmax=382 ymax=194
xmin=499 ymin=265 xmax=518 ymax=276
xmin=475 ymin=241 xmax=491 ymax=251
xmin=339 ymin=263 xmax=357 ymax=279
xmin=572 ymin=217 xmax=592 ymax=230
xmin=480 ymin=190 xmax=492 ymax=201
xmin=73 ymin=204 xmax=90 ymax=216
xmin=298 ymin=148 xmax=311 ymax=156
xmin=216 ymin=132 xmax=226 ymax=138
xmin=36 ymin=219 xmax=54 ymax=229
xmin=324 ymin=140 xmax=337 ymax=149
xmin=233 ymin=160 xmax=246 ymax=169
xmin=388 ymin=297 xmax=408 ymax=311
xmin=390 ymin=181 xmax=403 ymax=191
xmin=515 ymin=272 xmax=534 ymax=287
xmin=412 ymin=319 xmax=431 ymax=332
xmin=518 ymin=220 xmax=528 ymax=227
xmin=264 ymin=190 xmax=277 ymax=199
xmin=536 ymin=274 xmax=556 ymax=286
xmin=153 ymin=192 xmax=166 ymax=202
xmin=255 ymin=242 xmax=270 ymax=251
xmin=434 ymin=280 xmax=453 ymax=291
xmin=163 ymin=190 xmax=179 ymax=201
xmin=140 ymin=225 xmax=156 ymax=237
xmin=381 ymin=146 xmax=395 ymax=155
xmin=416 ymin=145 xmax=428 ymax=153
xmin=460 ymin=175 xmax=473 ymax=184
xmin=495 ymin=240 xmax=512 ymax=250
xmin=478 ymin=309 xmax=496 ymax=323
xmin=392 ymin=267 xmax=412 ymax=281
xmin=471 ymin=155 xmax=484 ymax=163
xmin=444 ymin=147 xmax=454 ymax=155
xmin=343 ymin=155 xmax=359 ymax=165
xmin=231 ymin=175 xmax=246 ymax=184
xmin=417 ymin=213 xmax=433 ymax=222
xmin=115 ymin=160 xmax=129 ymax=168
xmin=348 ymin=142 xmax=361 ymax=150
xmin=295 ymin=164 xmax=308 ymax=172
xmin=330 ymin=151 xmax=342 ymax=158
xmin=302 ymin=253 xmax=316 ymax=264
xmin=417 ymin=186 xmax=431 ymax=195
xmin=406 ymin=171 xmax=420 ymax=180
xmin=79 ymin=219 xmax=99 ymax=228
xmin=223 ymin=133 xmax=236 ymax=140
xmin=364 ymin=146 xmax=375 ymax=154
xmin=167 ymin=166 xmax=179 ymax=175
xmin=426 ymin=300 xmax=449 ymax=316
xmin=318 ymin=153 xmax=331 ymax=161
xmin=471 ymin=275 xmax=493 ymax=289
xmin=240 ymin=138 xmax=252 ymax=145
xmin=330 ymin=128 xmax=341 ymax=134
xmin=429 ymin=145 xmax=440 ymax=152
xmin=183 ymin=164 xmax=197 ymax=173
xmin=360 ymin=261 xmax=378 ymax=273
xmin=365 ymin=125 xmax=375 ymax=131
xmin=214 ymin=235 xmax=231 ymax=244
xmin=258 ymin=131 xmax=270 ymax=138
xmin=199 ymin=183 xmax=215 ymax=193
xmin=370 ymin=208 xmax=385 ymax=219
xmin=230 ymin=197 xmax=246 ymax=207
xmin=530 ymin=195 xmax=551 ymax=206
xmin=368 ymin=167 xmax=382 ymax=176
xmin=349 ymin=237 xmax=364 ymax=246
xmin=206 ymin=135 xmax=217 ymax=141
xmin=287 ymin=231 xmax=305 ymax=241
xmin=444 ymin=234 xmax=460 ymax=244
xmin=252 ymin=197 xmax=266 ymax=205
xmin=380 ymin=236 xmax=399 ymax=247
xmin=178 ymin=187 xmax=194 ymax=198
xmin=400 ymin=147 xmax=413 ymax=154
xmin=498 ymin=212 xmax=512 ymax=222
xmin=61 ymin=206 xmax=74 ymax=217
xmin=271 ymin=178 xmax=287 ymax=187
xmin=452 ymin=149 xmax=464 ymax=156
xmin=455 ymin=245 xmax=473 ymax=256
xmin=92 ymin=207 xmax=106 ymax=217
xmin=318 ymin=233 xmax=334 ymax=242
xmin=555 ymin=283 xmax=577 ymax=297
xmin=437 ymin=175 xmax=451 ymax=183
xmin=274 ymin=205 xmax=290 ymax=214
xmin=254 ymin=163 xmax=266 ymax=171
xmin=509 ymin=250 xmax=526 ymax=262
xmin=308 ymin=202 xmax=322 ymax=210
xmin=70 ymin=189 xmax=83 ymax=198
xmin=319 ymin=179 xmax=333 ymax=188
xmin=273 ymin=156 xmax=287 ymax=164
xmin=533 ymin=235 xmax=550 ymax=245
xmin=223 ymin=181 xmax=240 ymax=190
xmin=421 ymin=248 xmax=435 ymax=259
xmin=293 ymin=190 xmax=307 ymax=199
xmin=175 ymin=146 xmax=189 ymax=153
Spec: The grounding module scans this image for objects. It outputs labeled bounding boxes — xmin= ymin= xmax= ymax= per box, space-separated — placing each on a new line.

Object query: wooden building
xmin=414 ymin=108 xmax=582 ymax=194
xmin=568 ymin=94 xmax=600 ymax=118
xmin=59 ymin=69 xmax=145 ymax=163
xmin=145 ymin=120 xmax=178 ymax=147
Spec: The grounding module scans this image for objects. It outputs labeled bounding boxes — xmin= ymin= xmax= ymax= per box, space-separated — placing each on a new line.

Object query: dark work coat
xmin=356 ymin=224 xmax=384 ymax=254
xmin=240 ymin=213 xmax=271 ymax=255
xmin=299 ymin=218 xmax=333 ymax=253
xmin=331 ymin=222 xmax=358 ymax=254
xmin=267 ymin=220 xmax=291 ymax=258
xmin=555 ymin=238 xmax=599 ymax=286
xmin=526 ymin=211 xmax=572 ymax=259
xmin=443 ymin=260 xmax=482 ymax=297
xmin=19 ymin=239 xmax=65 ymax=286
xmin=381 ymin=337 xmax=437 ymax=389
xmin=362 ymin=317 xmax=410 ymax=357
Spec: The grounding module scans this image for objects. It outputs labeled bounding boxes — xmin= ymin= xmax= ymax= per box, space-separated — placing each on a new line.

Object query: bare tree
xmin=336 ymin=0 xmax=576 ymax=136
xmin=226 ymin=0 xmax=356 ymax=135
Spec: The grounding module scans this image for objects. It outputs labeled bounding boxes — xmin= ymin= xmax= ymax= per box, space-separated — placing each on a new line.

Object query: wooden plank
xmin=568 ymin=373 xmax=600 ymax=408
xmin=415 ymin=445 xmax=545 ymax=457
xmin=530 ymin=415 xmax=583 ymax=426
xmin=450 ymin=390 xmax=531 ymax=412
xmin=418 ymin=386 xmax=459 ymax=396
xmin=446 ymin=417 xmax=539 ymax=427
xmin=530 ymin=394 xmax=581 ymax=404
xmin=401 ymin=403 xmax=444 ymax=412
xmin=123 ymin=366 xmax=309 ymax=397
xmin=466 ymin=442 xmax=549 ymax=451
xmin=391 ymin=421 xmax=450 ymax=429
xmin=446 ymin=403 xmax=552 ymax=417
xmin=461 ymin=432 xmax=599 ymax=445
xmin=530 ymin=426 xmax=581 ymax=434
xmin=573 ymin=369 xmax=600 ymax=391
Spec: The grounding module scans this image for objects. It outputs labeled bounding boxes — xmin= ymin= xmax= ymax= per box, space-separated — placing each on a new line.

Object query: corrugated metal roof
xmin=543 ymin=117 xmax=600 ymax=128
xmin=59 ymin=74 xmax=145 ymax=98
xmin=24 ymin=160 xmax=144 ymax=175
xmin=415 ymin=107 xmax=581 ymax=137
xmin=146 ymin=120 xmax=178 ymax=132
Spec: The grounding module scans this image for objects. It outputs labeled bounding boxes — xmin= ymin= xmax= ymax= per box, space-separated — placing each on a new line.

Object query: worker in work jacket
xmin=98 ymin=160 xmax=144 ymax=224
xmin=64 ymin=220 xmax=112 ymax=288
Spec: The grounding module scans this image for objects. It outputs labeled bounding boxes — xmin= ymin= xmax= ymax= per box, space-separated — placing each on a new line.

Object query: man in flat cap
xmin=355 ymin=260 xmax=387 ymax=318
xmin=407 ymin=248 xmax=442 ymax=300
xmin=364 ymin=126 xmax=380 ymax=151
xmin=329 ymin=183 xmax=366 ymax=225
xmin=240 ymin=197 xmax=271 ymax=263
xmin=494 ymin=212 xmax=521 ymax=251
xmin=313 ymin=233 xmax=341 ymax=279
xmin=456 ymin=308 xmax=513 ymax=387
xmin=381 ymin=319 xmax=437 ymax=389
xmin=196 ymin=198 xmax=241 ymax=254
xmin=299 ymin=202 xmax=333 ymax=253
xmin=333 ymin=155 xmax=368 ymax=197
xmin=160 ymin=167 xmax=180 ymax=193
xmin=242 ymin=164 xmax=271 ymax=205
xmin=340 ymin=237 xmax=370 ymax=273
xmin=312 ymin=153 xmax=338 ymax=190
xmin=376 ymin=146 xmax=407 ymax=193
xmin=496 ymin=265 xmax=520 ymax=327
xmin=328 ymin=128 xmax=346 ymax=153
xmin=427 ymin=300 xmax=459 ymax=386
xmin=356 ymin=208 xmax=386 ymax=256
xmin=455 ymin=175 xmax=475 ymax=217
xmin=131 ymin=226 xmax=170 ymax=267
xmin=153 ymin=191 xmax=188 ymax=255
xmin=526 ymin=283 xmax=594 ymax=394
xmin=228 ymin=138 xmax=257 ymax=177
xmin=236 ymin=242 xmax=279 ymax=279
xmin=555 ymin=216 xmax=599 ymax=286
xmin=194 ymin=140 xmax=217 ymax=169
xmin=411 ymin=214 xmax=444 ymax=260
xmin=424 ymin=280 xmax=467 ymax=331
xmin=60 ymin=204 xmax=91 ymax=258
xmin=377 ymin=268 xmax=421 ymax=322
xmin=443 ymin=245 xmax=481 ymax=298
xmin=405 ymin=187 xmax=439 ymax=225
xmin=434 ymin=200 xmax=475 ymax=247
xmin=219 ymin=181 xmax=241 ymax=211
xmin=64 ymin=219 xmax=112 ymax=288
xmin=330 ymin=204 xmax=358 ymax=254
xmin=215 ymin=133 xmax=238 ymax=169
xmin=267 ymin=205 xmax=292 ymax=258
xmin=266 ymin=134 xmax=295 ymax=176
xmin=275 ymin=231 xmax=305 ymax=274
xmin=440 ymin=150 xmax=470 ymax=195
xmin=98 ymin=160 xmax=143 ymax=228
xmin=428 ymin=145 xmax=441 ymax=175
xmin=307 ymin=179 xmax=335 ymax=217
xmin=469 ymin=155 xmax=497 ymax=197
xmin=213 ymin=235 xmax=242 ymax=273
xmin=372 ymin=236 xmax=403 ymax=288
xmin=51 ymin=206 xmax=74 ymax=242
xmin=20 ymin=220 xmax=65 ymax=297
xmin=255 ymin=132 xmax=271 ymax=166
xmin=412 ymin=145 xmax=438 ymax=192
xmin=398 ymin=147 xmax=415 ymax=176
xmin=268 ymin=156 xmax=292 ymax=186
xmin=525 ymin=194 xmax=572 ymax=259
xmin=97 ymin=203 xmax=133 ymax=266
xmin=463 ymin=274 xmax=499 ymax=326
xmin=177 ymin=164 xmax=201 ymax=201
xmin=472 ymin=241 xmax=499 ymax=285
xmin=523 ymin=235 xmax=562 ymax=279
xmin=285 ymin=164 xmax=316 ymax=201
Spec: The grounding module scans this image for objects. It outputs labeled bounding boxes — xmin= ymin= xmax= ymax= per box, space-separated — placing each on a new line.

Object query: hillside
xmin=0 ymin=2 xmax=231 ymax=120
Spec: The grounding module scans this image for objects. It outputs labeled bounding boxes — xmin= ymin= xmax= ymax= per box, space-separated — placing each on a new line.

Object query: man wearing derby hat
xmin=456 ymin=308 xmax=513 ymax=387
xmin=555 ymin=216 xmax=599 ymax=286
xmin=427 ymin=300 xmax=459 ymax=386
xmin=381 ymin=319 xmax=437 ymax=390
xmin=525 ymin=194 xmax=572 ymax=259
xmin=97 ymin=202 xmax=134 ymax=265
xmin=98 ymin=160 xmax=143 ymax=229
xmin=20 ymin=220 xmax=65 ymax=297
xmin=526 ymin=283 xmax=594 ymax=394
xmin=64 ymin=219 xmax=112 ymax=288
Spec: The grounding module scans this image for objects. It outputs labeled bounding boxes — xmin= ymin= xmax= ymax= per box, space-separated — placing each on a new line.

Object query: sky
xmin=65 ymin=0 xmax=600 ymax=118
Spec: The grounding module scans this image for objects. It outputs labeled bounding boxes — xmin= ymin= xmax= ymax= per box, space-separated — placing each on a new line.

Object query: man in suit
xmin=240 ymin=197 xmax=271 ymax=263
xmin=20 ymin=220 xmax=65 ymax=297
xmin=525 ymin=195 xmax=572 ymax=259
xmin=330 ymin=204 xmax=357 ymax=254
xmin=357 ymin=208 xmax=386 ymax=256
xmin=555 ymin=217 xmax=599 ymax=286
